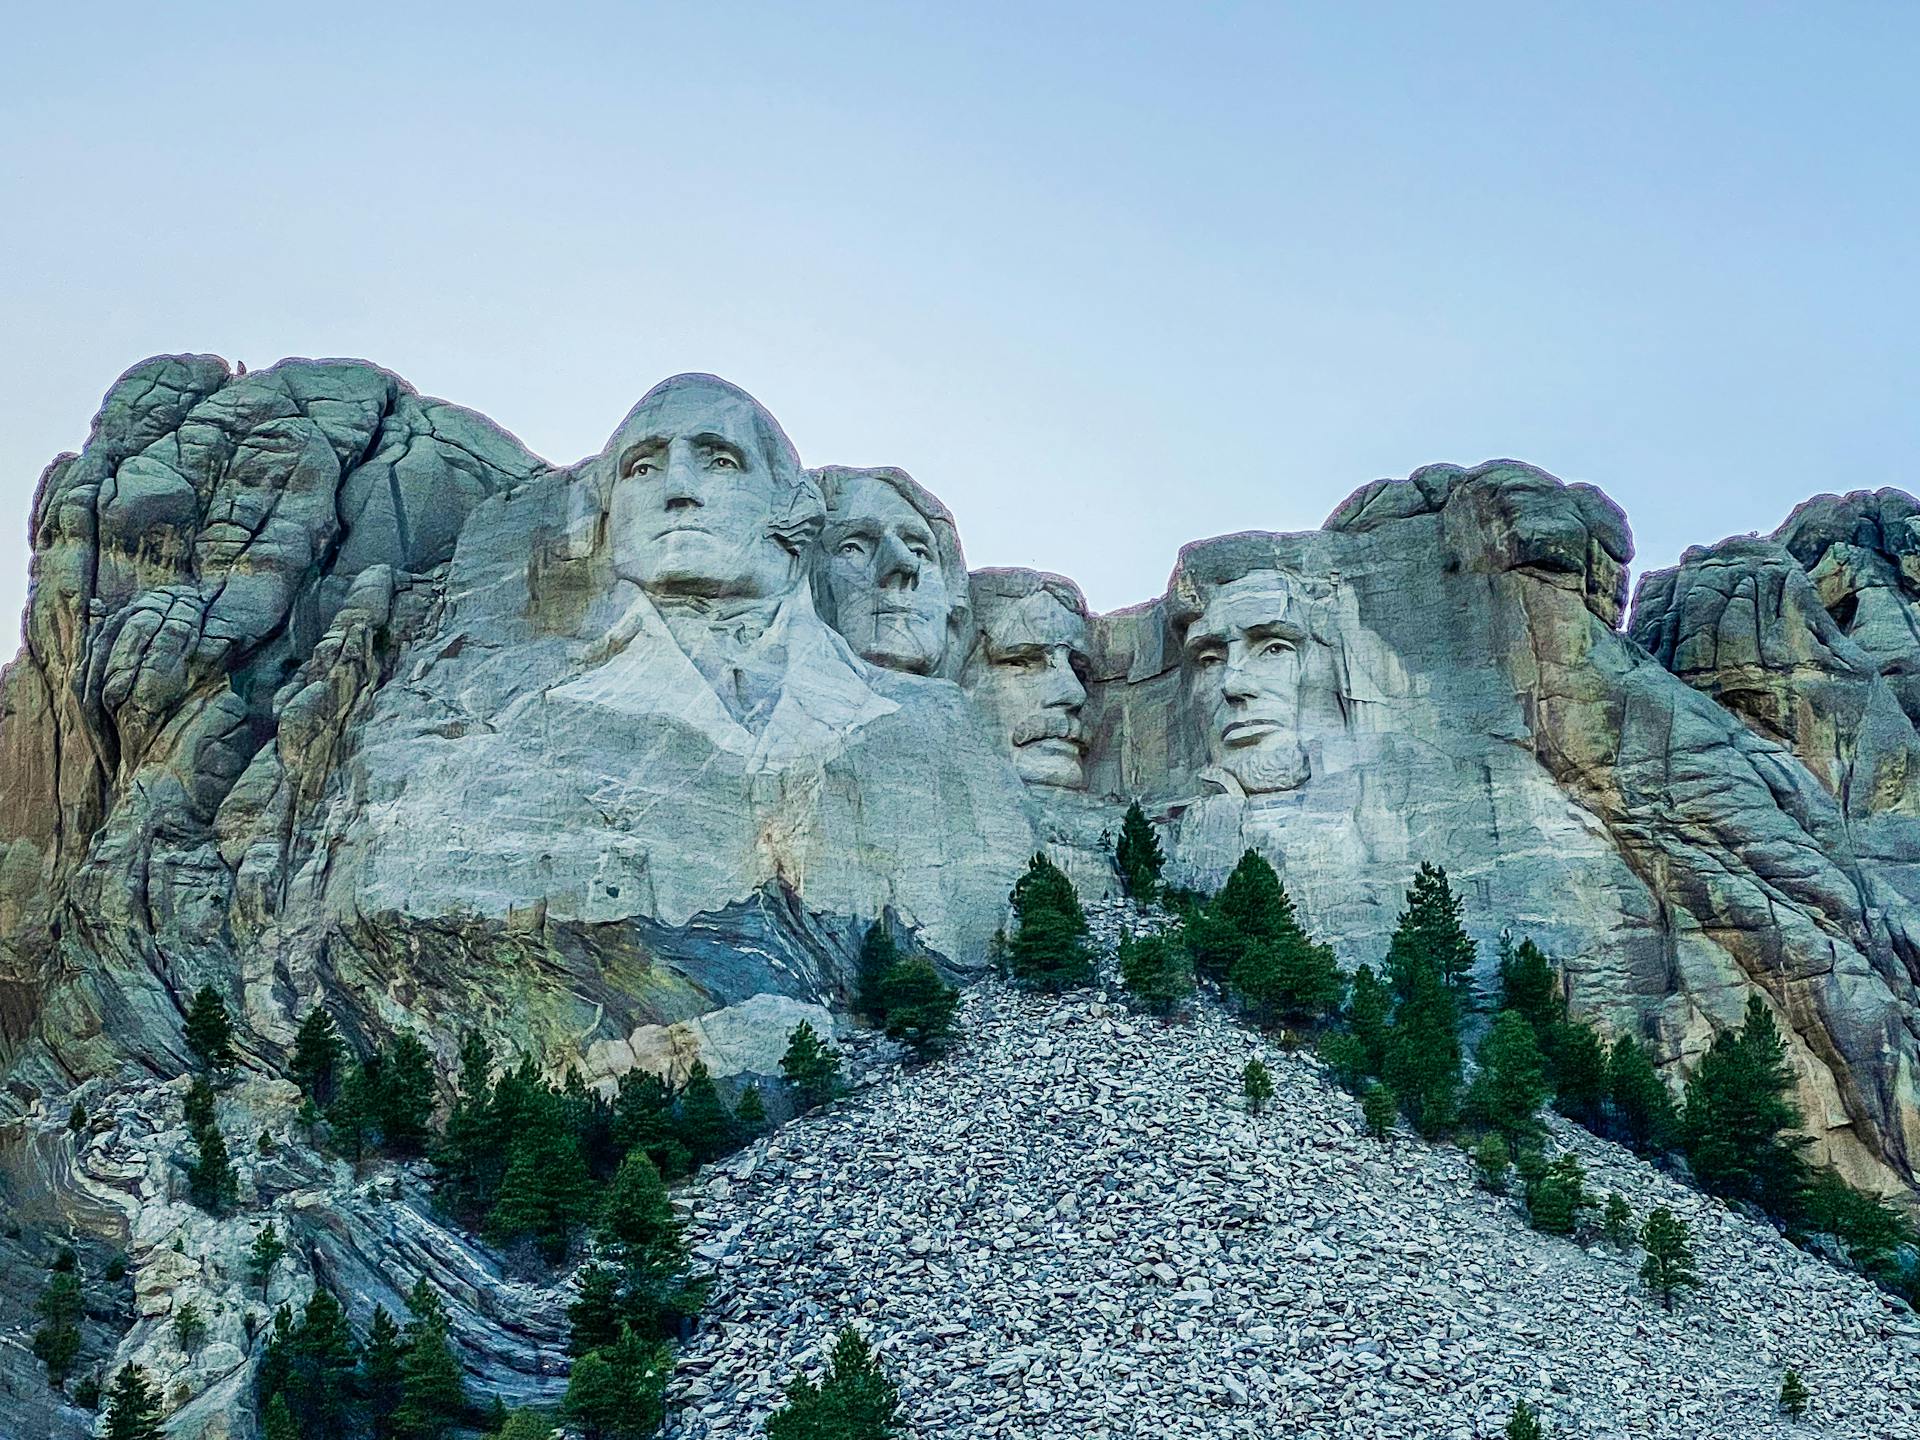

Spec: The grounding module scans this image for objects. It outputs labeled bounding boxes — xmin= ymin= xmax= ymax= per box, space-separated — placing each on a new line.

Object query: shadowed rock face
xmin=3 ymin=360 xmax=1920 ymax=1432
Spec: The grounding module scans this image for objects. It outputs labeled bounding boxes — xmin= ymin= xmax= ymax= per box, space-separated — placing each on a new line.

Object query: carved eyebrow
xmin=688 ymin=432 xmax=749 ymax=461
xmin=1182 ymin=629 xmax=1228 ymax=657
xmin=1245 ymin=619 xmax=1307 ymax=644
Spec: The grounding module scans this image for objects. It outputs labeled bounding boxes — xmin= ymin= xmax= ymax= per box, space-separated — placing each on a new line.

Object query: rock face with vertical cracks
xmin=3 ymin=363 xmax=1920 ymax=1434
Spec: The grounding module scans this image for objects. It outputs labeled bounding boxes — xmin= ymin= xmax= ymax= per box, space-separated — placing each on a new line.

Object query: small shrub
xmin=1362 ymin=1082 xmax=1397 ymax=1140
xmin=1638 ymin=1207 xmax=1699 ymax=1310
xmin=174 ymin=1301 xmax=207 ymax=1352
xmin=782 ymin=1024 xmax=843 ymax=1111
xmin=1121 ymin=932 xmax=1195 ymax=1017
xmin=1600 ymin=1192 xmax=1634 ymax=1249
xmin=68 ymin=1101 xmax=88 ymax=1133
xmin=1241 ymin=1058 xmax=1275 ymax=1116
xmin=1505 ymin=1398 xmax=1546 ymax=1440
xmin=735 ymin=1082 xmax=769 ymax=1137
xmin=1779 ymin=1368 xmax=1810 ymax=1420
xmin=878 ymin=958 xmax=960 ymax=1059
xmin=1524 ymin=1154 xmax=1591 ymax=1238
xmin=767 ymin=1325 xmax=903 ymax=1440
xmin=1473 ymin=1133 xmax=1511 ymax=1193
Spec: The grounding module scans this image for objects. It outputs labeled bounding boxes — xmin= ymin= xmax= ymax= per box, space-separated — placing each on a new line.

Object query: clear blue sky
xmin=2 ymin=2 xmax=1914 ymax=639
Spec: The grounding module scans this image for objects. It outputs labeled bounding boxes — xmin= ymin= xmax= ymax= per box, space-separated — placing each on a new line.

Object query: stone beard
xmin=1182 ymin=571 xmax=1310 ymax=794
xmin=814 ymin=466 xmax=967 ymax=677
xmin=962 ymin=573 xmax=1092 ymax=789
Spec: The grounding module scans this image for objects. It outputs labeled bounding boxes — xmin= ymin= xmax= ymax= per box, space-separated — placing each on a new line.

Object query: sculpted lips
xmin=1013 ymin=714 xmax=1086 ymax=752
xmin=1220 ymin=717 xmax=1284 ymax=746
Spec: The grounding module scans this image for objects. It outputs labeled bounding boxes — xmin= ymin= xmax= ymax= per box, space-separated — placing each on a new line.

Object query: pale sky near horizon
xmin=2 ymin=2 xmax=1915 ymax=646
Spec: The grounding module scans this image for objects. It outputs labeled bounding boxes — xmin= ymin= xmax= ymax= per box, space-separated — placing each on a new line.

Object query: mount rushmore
xmin=1 ymin=354 xmax=1917 ymax=1210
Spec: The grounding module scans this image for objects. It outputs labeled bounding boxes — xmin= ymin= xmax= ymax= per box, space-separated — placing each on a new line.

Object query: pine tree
xmin=486 ymin=1087 xmax=595 ymax=1264
xmin=1525 ymin=1154 xmax=1591 ymax=1238
xmin=1115 ymin=800 xmax=1165 ymax=900
xmin=1386 ymin=863 xmax=1477 ymax=994
xmin=1497 ymin=937 xmax=1561 ymax=1032
xmin=1381 ymin=952 xmax=1461 ymax=1138
xmin=174 ymin=1300 xmax=207 ymax=1351
xmin=184 ymin=984 xmax=236 ymax=1073
xmin=1607 ymin=1034 xmax=1678 ymax=1155
xmin=69 ymin=1100 xmax=88 ymax=1132
xmin=1007 ymin=853 xmax=1092 ymax=991
xmin=1362 ymin=1082 xmax=1397 ymax=1139
xmin=767 ymin=1325 xmax=903 ymax=1440
xmin=249 ymin=1224 xmax=287 ymax=1295
xmin=1242 ymin=1057 xmax=1275 ymax=1115
xmin=184 ymin=1074 xmax=217 ymax=1134
xmin=261 ymin=1393 xmax=300 ymax=1440
xmin=569 ymin=1263 xmax=626 ymax=1357
xmin=1800 ymin=1168 xmax=1919 ymax=1283
xmin=1346 ymin=964 xmax=1391 ymax=1075
xmin=564 ymin=1327 xmax=672 ymax=1440
xmin=1547 ymin=1020 xmax=1608 ymax=1130
xmin=878 ymin=957 xmax=960 ymax=1059
xmin=1639 ymin=1206 xmax=1699 ymax=1310
xmin=1473 ymin=1133 xmax=1511 ymax=1193
xmin=854 ymin=921 xmax=900 ymax=1024
xmin=1505 ymin=1398 xmax=1546 ymax=1440
xmin=327 ymin=1062 xmax=376 ymax=1163
xmin=1119 ymin=932 xmax=1195 ymax=1018
xmin=1315 ymin=1031 xmax=1371 ymax=1094
xmin=1467 ymin=1011 xmax=1551 ymax=1142
xmin=673 ymin=1060 xmax=737 ymax=1167
xmin=361 ymin=1304 xmax=409 ymax=1440
xmin=102 ymin=1365 xmax=163 ymax=1440
xmin=494 ymin=1408 xmax=557 ymax=1440
xmin=435 ymin=1033 xmax=502 ymax=1220
xmin=1187 ymin=849 xmax=1287 ymax=985
xmin=611 ymin=1068 xmax=687 ymax=1182
xmin=265 ymin=1288 xmax=360 ymax=1440
xmin=735 ymin=1081 xmax=769 ymax=1137
xmin=32 ymin=1265 xmax=84 ymax=1383
xmin=188 ymin=1119 xmax=238 ymax=1213
xmin=395 ymin=1281 xmax=466 ymax=1440
xmin=374 ymin=1032 xmax=437 ymax=1156
xmin=596 ymin=1151 xmax=706 ymax=1339
xmin=782 ymin=1023 xmax=843 ymax=1111
xmin=1682 ymin=995 xmax=1810 ymax=1218
xmin=289 ymin=1008 xmax=344 ymax=1104
xmin=1600 ymin=1192 xmax=1635 ymax=1249
xmin=1779 ymin=1368 xmax=1810 ymax=1420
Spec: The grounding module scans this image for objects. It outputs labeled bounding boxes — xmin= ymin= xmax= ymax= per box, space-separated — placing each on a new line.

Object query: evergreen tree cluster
xmin=432 ymin=1034 xmax=764 ymax=1265
xmin=1313 ymin=862 xmax=1471 ymax=1138
xmin=766 ymin=1326 xmax=904 ymax=1440
xmin=257 ymin=1280 xmax=469 ymax=1440
xmin=184 ymin=1075 xmax=237 ymax=1214
xmin=853 ymin=922 xmax=959 ymax=1061
xmin=1007 ymin=854 xmax=1094 ymax=991
xmin=1186 ymin=850 xmax=1342 ymax=1030
xmin=1483 ymin=946 xmax=1920 ymax=1306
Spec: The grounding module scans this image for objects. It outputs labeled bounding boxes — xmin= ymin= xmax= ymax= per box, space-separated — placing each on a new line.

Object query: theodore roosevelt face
xmin=963 ymin=581 xmax=1092 ymax=789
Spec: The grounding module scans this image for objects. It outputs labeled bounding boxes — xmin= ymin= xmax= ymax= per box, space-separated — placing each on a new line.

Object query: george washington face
xmin=607 ymin=376 xmax=812 ymax=601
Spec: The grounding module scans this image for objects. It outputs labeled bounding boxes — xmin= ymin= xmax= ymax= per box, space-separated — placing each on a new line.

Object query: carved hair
xmin=1165 ymin=533 xmax=1317 ymax=640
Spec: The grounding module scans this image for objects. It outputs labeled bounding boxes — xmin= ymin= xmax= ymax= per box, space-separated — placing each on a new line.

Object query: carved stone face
xmin=607 ymin=377 xmax=806 ymax=601
xmin=1183 ymin=573 xmax=1309 ymax=793
xmin=821 ymin=473 xmax=954 ymax=674
xmin=964 ymin=582 xmax=1092 ymax=789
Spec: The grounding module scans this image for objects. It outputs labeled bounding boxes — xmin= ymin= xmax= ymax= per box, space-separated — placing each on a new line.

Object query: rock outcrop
xmin=2 ymin=358 xmax=1919 ymax=1433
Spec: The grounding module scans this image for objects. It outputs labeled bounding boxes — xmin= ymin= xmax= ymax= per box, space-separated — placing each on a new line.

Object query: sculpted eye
xmin=625 ymin=458 xmax=656 ymax=479
xmin=1261 ymin=640 xmax=1292 ymax=658
xmin=1194 ymin=650 xmax=1224 ymax=668
xmin=911 ymin=545 xmax=933 ymax=561
xmin=837 ymin=540 xmax=867 ymax=558
xmin=708 ymin=453 xmax=740 ymax=471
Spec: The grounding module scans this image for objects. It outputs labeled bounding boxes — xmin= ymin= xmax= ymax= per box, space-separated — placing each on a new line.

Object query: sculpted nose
xmin=1222 ymin=663 xmax=1258 ymax=701
xmin=877 ymin=532 xmax=921 ymax=589
xmin=662 ymin=449 xmax=703 ymax=508
xmin=1045 ymin=651 xmax=1087 ymax=711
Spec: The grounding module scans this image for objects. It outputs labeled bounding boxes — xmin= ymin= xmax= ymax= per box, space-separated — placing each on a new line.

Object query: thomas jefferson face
xmin=1184 ymin=573 xmax=1309 ymax=793
xmin=821 ymin=474 xmax=954 ymax=674
xmin=608 ymin=379 xmax=804 ymax=601
xmin=963 ymin=585 xmax=1091 ymax=789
